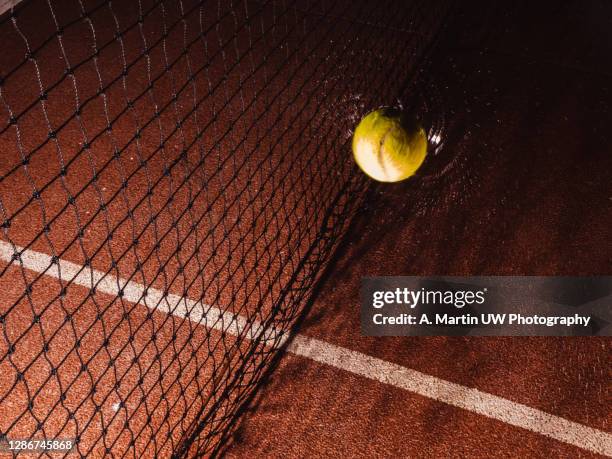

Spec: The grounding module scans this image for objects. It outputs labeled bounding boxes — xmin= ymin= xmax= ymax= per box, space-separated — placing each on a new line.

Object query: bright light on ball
xmin=352 ymin=108 xmax=427 ymax=183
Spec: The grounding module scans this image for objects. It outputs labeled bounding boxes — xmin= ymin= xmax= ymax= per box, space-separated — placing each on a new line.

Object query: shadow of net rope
xmin=0 ymin=0 xmax=450 ymax=456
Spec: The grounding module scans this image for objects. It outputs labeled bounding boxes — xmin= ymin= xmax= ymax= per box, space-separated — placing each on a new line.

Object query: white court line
xmin=0 ymin=241 xmax=276 ymax=345
xmin=289 ymin=335 xmax=612 ymax=456
xmin=0 ymin=241 xmax=610 ymax=456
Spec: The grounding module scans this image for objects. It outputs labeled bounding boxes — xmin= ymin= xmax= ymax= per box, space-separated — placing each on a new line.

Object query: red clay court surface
xmin=0 ymin=0 xmax=610 ymax=458
xmin=0 ymin=0 xmax=449 ymax=456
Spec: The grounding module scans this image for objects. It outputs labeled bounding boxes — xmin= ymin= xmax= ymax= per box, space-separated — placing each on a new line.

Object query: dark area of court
xmin=226 ymin=1 xmax=612 ymax=457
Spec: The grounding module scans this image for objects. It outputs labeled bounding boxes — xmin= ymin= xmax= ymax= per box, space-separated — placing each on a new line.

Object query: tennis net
xmin=0 ymin=0 xmax=450 ymax=456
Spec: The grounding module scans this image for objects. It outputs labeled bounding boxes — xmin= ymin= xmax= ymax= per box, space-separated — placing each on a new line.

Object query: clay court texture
xmin=0 ymin=0 xmax=610 ymax=458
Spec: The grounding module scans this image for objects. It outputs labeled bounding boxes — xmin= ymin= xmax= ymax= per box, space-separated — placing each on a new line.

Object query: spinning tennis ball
xmin=352 ymin=108 xmax=427 ymax=182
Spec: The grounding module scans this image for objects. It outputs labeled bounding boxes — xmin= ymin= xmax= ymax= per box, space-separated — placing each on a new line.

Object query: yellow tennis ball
xmin=352 ymin=108 xmax=427 ymax=182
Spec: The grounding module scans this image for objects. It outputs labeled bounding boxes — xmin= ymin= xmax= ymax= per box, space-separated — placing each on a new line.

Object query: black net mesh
xmin=0 ymin=0 xmax=450 ymax=456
